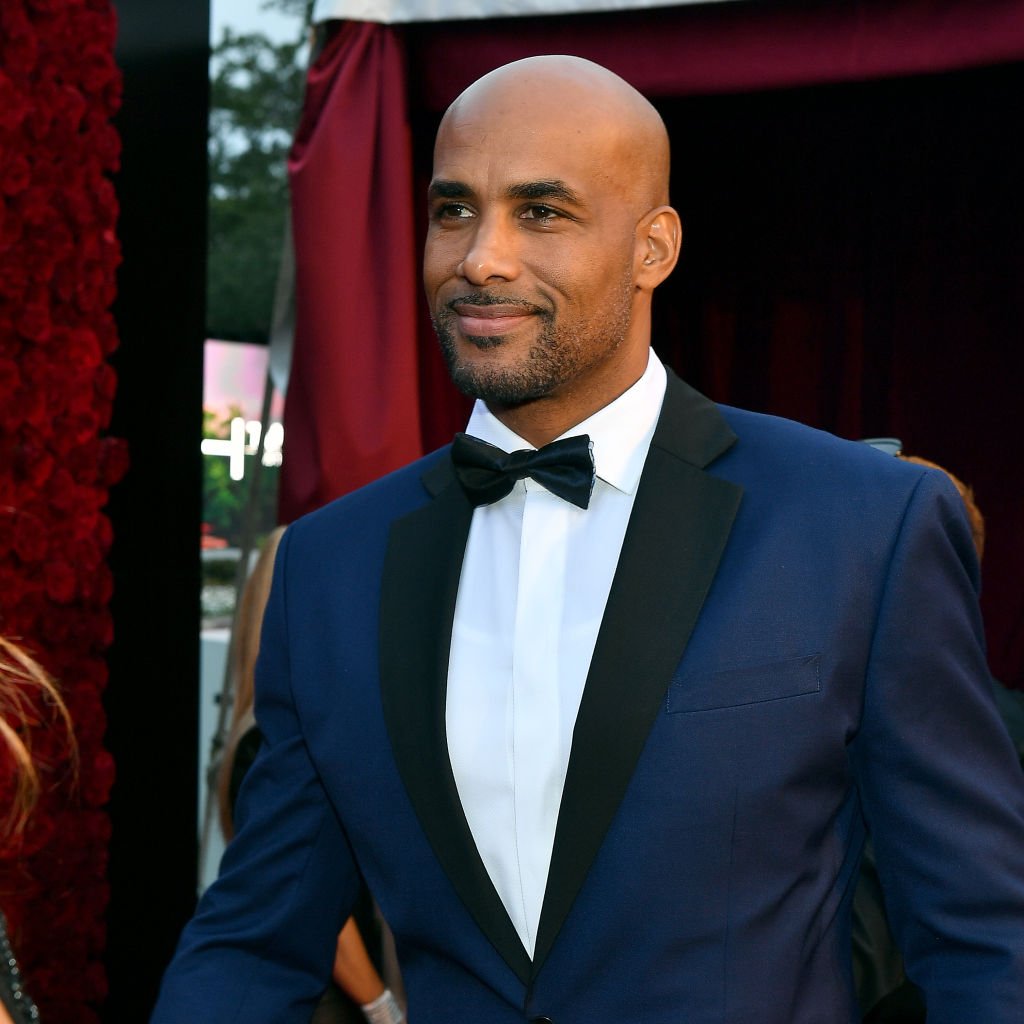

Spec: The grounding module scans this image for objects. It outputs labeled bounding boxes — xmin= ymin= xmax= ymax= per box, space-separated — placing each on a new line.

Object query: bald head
xmin=439 ymin=55 xmax=671 ymax=211
xmin=424 ymin=55 xmax=682 ymax=444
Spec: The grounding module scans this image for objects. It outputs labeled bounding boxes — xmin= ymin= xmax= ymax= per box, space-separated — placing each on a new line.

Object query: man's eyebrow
xmin=506 ymin=180 xmax=585 ymax=205
xmin=428 ymin=179 xmax=473 ymax=200
xmin=427 ymin=178 xmax=586 ymax=206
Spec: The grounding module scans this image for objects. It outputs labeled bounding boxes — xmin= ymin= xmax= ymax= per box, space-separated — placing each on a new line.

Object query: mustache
xmin=443 ymin=293 xmax=550 ymax=315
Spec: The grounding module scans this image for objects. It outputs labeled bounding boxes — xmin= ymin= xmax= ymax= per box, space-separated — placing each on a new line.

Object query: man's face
xmin=424 ymin=110 xmax=644 ymax=411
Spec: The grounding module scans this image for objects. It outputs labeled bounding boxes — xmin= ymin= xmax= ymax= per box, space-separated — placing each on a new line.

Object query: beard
xmin=431 ymin=276 xmax=634 ymax=408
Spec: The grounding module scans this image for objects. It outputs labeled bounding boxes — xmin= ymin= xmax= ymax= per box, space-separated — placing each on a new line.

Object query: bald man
xmin=152 ymin=57 xmax=1024 ymax=1023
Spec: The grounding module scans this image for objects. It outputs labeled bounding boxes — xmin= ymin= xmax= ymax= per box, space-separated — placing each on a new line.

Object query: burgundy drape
xmin=282 ymin=2 xmax=1024 ymax=688
xmin=281 ymin=21 xmax=422 ymax=523
xmin=411 ymin=0 xmax=1024 ymax=102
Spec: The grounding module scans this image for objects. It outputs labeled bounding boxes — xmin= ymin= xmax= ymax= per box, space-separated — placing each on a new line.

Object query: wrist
xmin=361 ymin=987 xmax=404 ymax=1024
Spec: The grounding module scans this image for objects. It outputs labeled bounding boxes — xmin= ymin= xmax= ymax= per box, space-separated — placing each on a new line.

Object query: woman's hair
xmin=899 ymin=454 xmax=985 ymax=561
xmin=0 ymin=637 xmax=77 ymax=842
xmin=216 ymin=526 xmax=287 ymax=840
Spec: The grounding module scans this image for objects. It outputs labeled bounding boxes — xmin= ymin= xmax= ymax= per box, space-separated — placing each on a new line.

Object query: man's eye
xmin=520 ymin=204 xmax=562 ymax=223
xmin=435 ymin=203 xmax=474 ymax=220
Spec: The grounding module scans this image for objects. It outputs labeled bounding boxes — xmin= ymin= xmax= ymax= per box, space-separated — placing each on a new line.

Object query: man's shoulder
xmin=709 ymin=402 xmax=954 ymax=522
xmin=716 ymin=404 xmax=921 ymax=483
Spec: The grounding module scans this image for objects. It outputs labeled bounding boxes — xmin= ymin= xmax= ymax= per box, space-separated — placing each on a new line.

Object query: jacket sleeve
xmin=851 ymin=469 xmax=1024 ymax=1023
xmin=150 ymin=526 xmax=361 ymax=1023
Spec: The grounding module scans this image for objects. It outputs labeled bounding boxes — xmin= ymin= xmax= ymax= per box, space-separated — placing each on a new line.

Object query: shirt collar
xmin=463 ymin=349 xmax=667 ymax=496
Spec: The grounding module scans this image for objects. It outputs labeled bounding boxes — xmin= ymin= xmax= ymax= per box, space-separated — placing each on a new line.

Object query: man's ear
xmin=634 ymin=206 xmax=682 ymax=290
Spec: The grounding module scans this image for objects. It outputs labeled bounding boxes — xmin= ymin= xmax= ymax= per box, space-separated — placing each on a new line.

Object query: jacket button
xmin=530 ymin=1018 xmax=554 ymax=1023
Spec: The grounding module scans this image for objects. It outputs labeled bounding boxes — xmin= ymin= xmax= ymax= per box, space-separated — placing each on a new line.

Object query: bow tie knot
xmin=451 ymin=432 xmax=596 ymax=509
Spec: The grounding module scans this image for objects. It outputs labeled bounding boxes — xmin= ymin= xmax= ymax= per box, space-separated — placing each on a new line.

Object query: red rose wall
xmin=0 ymin=1 xmax=126 ymax=1021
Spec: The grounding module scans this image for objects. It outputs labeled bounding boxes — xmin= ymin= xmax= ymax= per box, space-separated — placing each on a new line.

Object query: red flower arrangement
xmin=0 ymin=1 xmax=125 ymax=1021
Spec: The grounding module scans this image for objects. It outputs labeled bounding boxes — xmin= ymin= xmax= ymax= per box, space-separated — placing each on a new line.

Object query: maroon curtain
xmin=410 ymin=0 xmax=1024 ymax=104
xmin=281 ymin=21 xmax=422 ymax=523
xmin=284 ymin=3 xmax=1024 ymax=688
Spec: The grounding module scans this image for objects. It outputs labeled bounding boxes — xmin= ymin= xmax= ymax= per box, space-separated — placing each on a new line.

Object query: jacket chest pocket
xmin=666 ymin=653 xmax=821 ymax=714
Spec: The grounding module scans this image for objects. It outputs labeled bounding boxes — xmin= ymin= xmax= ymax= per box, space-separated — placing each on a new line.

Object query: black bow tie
xmin=451 ymin=432 xmax=596 ymax=509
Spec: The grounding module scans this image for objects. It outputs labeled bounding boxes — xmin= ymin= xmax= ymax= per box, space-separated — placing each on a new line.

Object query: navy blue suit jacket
xmin=152 ymin=371 xmax=1024 ymax=1022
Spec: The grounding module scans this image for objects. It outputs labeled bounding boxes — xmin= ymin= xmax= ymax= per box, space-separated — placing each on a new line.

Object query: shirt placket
xmin=510 ymin=480 xmax=569 ymax=955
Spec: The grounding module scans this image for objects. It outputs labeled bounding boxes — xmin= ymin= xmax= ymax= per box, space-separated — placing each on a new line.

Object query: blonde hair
xmin=0 ymin=637 xmax=77 ymax=842
xmin=899 ymin=455 xmax=985 ymax=561
xmin=216 ymin=526 xmax=287 ymax=840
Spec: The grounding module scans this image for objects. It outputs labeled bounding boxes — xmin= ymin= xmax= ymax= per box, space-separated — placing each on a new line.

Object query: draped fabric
xmin=281 ymin=2 xmax=1024 ymax=688
xmin=407 ymin=0 xmax=1024 ymax=101
xmin=280 ymin=21 xmax=422 ymax=523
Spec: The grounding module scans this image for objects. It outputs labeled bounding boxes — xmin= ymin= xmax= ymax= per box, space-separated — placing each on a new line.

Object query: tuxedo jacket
xmin=152 ymin=371 xmax=1024 ymax=1023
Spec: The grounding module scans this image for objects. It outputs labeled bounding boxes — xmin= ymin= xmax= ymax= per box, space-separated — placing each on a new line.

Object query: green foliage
xmin=207 ymin=5 xmax=311 ymax=340
xmin=262 ymin=0 xmax=316 ymax=21
xmin=202 ymin=408 xmax=281 ymax=546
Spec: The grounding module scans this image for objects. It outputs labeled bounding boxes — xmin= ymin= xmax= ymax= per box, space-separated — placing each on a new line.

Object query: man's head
xmin=424 ymin=55 xmax=681 ymax=440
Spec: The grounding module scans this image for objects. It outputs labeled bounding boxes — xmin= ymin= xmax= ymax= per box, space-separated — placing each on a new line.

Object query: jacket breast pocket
xmin=666 ymin=654 xmax=821 ymax=714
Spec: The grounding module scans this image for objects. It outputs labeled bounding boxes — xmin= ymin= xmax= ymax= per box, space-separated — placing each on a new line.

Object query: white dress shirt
xmin=445 ymin=350 xmax=667 ymax=956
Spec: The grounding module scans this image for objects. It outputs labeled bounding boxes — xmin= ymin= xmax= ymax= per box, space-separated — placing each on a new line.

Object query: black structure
xmin=105 ymin=1 xmax=209 ymax=1019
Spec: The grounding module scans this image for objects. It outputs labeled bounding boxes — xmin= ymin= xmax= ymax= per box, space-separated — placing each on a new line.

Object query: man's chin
xmin=460 ymin=332 xmax=508 ymax=351
xmin=449 ymin=364 xmax=552 ymax=408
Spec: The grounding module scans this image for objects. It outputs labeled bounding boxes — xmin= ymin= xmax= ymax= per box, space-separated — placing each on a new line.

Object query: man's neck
xmin=487 ymin=350 xmax=653 ymax=448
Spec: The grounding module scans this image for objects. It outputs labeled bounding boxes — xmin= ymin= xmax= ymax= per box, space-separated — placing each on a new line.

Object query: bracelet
xmin=361 ymin=987 xmax=405 ymax=1024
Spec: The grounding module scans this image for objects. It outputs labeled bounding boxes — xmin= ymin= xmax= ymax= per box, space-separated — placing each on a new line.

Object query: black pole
xmin=105 ymin=1 xmax=209 ymax=1019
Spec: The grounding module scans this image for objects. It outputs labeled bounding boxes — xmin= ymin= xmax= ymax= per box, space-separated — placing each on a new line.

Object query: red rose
xmin=1 ymin=153 xmax=31 ymax=196
xmin=95 ymin=512 xmax=113 ymax=550
xmin=93 ymin=364 xmax=117 ymax=404
xmin=65 ymin=325 xmax=102 ymax=369
xmin=92 ymin=177 xmax=117 ymax=221
xmin=16 ymin=184 xmax=56 ymax=228
xmin=81 ymin=563 xmax=113 ymax=604
xmin=97 ymin=436 xmax=129 ymax=485
xmin=64 ymin=182 xmax=95 ymax=227
xmin=93 ymin=311 xmax=118 ymax=355
xmin=74 ymin=535 xmax=102 ymax=571
xmin=82 ymin=114 xmax=120 ymax=171
xmin=13 ymin=511 xmax=48 ymax=562
xmin=45 ymin=467 xmax=78 ymax=510
xmin=15 ymin=437 xmax=55 ymax=488
xmin=44 ymin=560 xmax=76 ymax=602
xmin=14 ymin=297 xmax=51 ymax=342
xmin=83 ymin=749 xmax=115 ymax=807
xmin=65 ymin=439 xmax=100 ymax=485
xmin=0 ymin=30 xmax=38 ymax=78
xmin=0 ymin=256 xmax=31 ymax=299
xmin=0 ymin=357 xmax=21 ymax=399
xmin=0 ymin=70 xmax=30 ymax=132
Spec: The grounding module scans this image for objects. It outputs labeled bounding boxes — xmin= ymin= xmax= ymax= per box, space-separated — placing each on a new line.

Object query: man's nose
xmin=457 ymin=214 xmax=519 ymax=285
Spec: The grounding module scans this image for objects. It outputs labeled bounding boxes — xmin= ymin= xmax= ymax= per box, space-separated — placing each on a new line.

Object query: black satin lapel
xmin=532 ymin=375 xmax=743 ymax=974
xmin=379 ymin=470 xmax=532 ymax=983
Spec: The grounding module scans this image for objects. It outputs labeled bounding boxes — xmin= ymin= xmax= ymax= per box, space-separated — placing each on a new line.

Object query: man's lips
xmin=452 ymin=303 xmax=535 ymax=338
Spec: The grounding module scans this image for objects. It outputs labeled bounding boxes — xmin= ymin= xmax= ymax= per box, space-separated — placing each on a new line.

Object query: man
xmin=152 ymin=56 xmax=1024 ymax=1022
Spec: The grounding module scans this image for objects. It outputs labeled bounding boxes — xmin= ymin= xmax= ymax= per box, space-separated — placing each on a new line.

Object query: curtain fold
xmin=281 ymin=21 xmax=422 ymax=523
xmin=409 ymin=0 xmax=1024 ymax=107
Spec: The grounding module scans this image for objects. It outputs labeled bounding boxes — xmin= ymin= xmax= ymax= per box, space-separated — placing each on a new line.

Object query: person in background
xmin=216 ymin=529 xmax=405 ymax=1024
xmin=896 ymin=454 xmax=1024 ymax=766
xmin=853 ymin=449 xmax=1024 ymax=1022
xmin=0 ymin=638 xmax=77 ymax=1024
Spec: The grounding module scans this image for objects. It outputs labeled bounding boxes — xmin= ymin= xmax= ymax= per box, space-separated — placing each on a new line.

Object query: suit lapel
xmin=379 ymin=457 xmax=533 ymax=983
xmin=532 ymin=371 xmax=744 ymax=974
